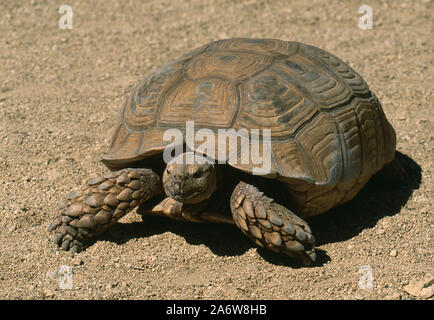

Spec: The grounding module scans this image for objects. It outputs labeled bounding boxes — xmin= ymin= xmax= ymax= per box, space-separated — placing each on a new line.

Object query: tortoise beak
xmin=171 ymin=181 xmax=181 ymax=196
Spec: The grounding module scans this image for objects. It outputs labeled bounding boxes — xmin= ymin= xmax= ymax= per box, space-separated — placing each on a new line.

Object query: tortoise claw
xmin=61 ymin=239 xmax=71 ymax=251
xmin=70 ymin=243 xmax=82 ymax=254
xmin=52 ymin=229 xmax=85 ymax=253
xmin=53 ymin=232 xmax=64 ymax=245
xmin=48 ymin=217 xmax=62 ymax=232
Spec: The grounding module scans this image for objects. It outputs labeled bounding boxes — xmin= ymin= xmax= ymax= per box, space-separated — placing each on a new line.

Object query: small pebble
xmin=403 ymin=274 xmax=434 ymax=299
xmin=42 ymin=288 xmax=55 ymax=297
xmin=390 ymin=250 xmax=398 ymax=257
xmin=420 ymin=207 xmax=428 ymax=214
xmin=376 ymin=228 xmax=385 ymax=235
xmin=72 ymin=257 xmax=84 ymax=266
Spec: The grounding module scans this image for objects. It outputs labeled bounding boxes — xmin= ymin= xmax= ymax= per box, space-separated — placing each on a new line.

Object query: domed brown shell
xmin=102 ymin=38 xmax=396 ymax=191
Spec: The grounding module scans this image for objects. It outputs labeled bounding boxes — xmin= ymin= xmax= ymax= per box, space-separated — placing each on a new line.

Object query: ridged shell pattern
xmin=102 ymin=38 xmax=396 ymax=216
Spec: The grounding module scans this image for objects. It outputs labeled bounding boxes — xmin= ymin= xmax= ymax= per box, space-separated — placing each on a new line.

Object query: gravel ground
xmin=0 ymin=0 xmax=432 ymax=300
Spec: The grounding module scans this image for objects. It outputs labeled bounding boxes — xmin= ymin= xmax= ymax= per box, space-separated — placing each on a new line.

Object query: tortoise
xmin=49 ymin=38 xmax=401 ymax=265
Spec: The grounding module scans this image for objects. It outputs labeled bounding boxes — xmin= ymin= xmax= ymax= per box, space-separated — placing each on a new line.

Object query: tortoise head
xmin=162 ymin=152 xmax=216 ymax=204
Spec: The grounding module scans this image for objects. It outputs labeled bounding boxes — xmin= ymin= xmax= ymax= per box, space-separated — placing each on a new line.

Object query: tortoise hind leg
xmin=48 ymin=168 xmax=163 ymax=253
xmin=230 ymin=181 xmax=316 ymax=265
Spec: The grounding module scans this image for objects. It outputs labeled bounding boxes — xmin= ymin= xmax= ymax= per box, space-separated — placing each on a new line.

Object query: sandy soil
xmin=0 ymin=0 xmax=432 ymax=300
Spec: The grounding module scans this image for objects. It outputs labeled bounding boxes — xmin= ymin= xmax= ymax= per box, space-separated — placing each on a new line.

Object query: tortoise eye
xmin=166 ymin=168 xmax=171 ymax=175
xmin=193 ymin=170 xmax=202 ymax=178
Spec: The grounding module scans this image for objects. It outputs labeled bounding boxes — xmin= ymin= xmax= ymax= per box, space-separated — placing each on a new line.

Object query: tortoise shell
xmin=102 ymin=38 xmax=396 ymax=215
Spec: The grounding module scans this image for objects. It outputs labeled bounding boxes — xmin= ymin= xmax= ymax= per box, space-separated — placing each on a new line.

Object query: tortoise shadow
xmin=256 ymin=247 xmax=330 ymax=268
xmin=308 ymin=151 xmax=422 ymax=247
xmin=100 ymin=151 xmax=420 ymax=267
xmin=102 ymin=218 xmax=331 ymax=267
xmin=101 ymin=216 xmax=254 ymax=257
